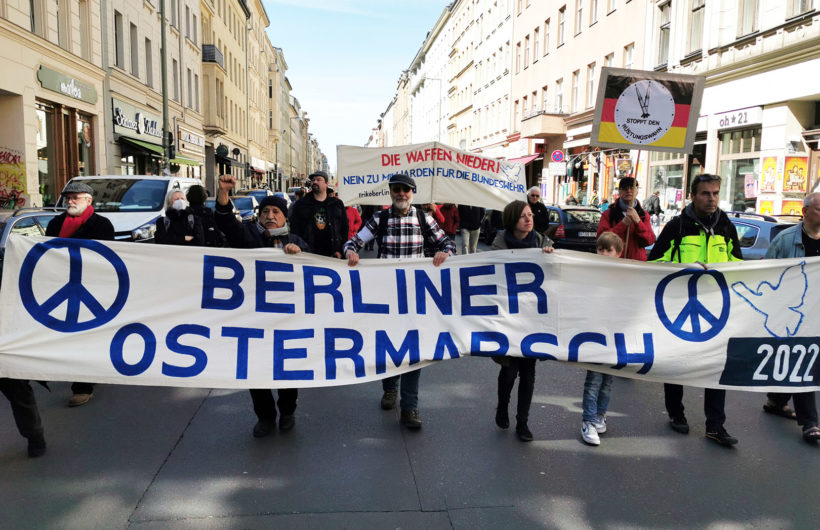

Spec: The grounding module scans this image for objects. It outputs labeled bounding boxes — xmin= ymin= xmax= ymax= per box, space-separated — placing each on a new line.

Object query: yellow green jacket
xmin=648 ymin=207 xmax=744 ymax=264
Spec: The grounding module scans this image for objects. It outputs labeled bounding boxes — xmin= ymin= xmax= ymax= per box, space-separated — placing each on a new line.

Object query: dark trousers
xmin=250 ymin=388 xmax=298 ymax=420
xmin=767 ymin=392 xmax=818 ymax=427
xmin=0 ymin=378 xmax=44 ymax=440
xmin=664 ymin=384 xmax=725 ymax=430
xmin=71 ymin=382 xmax=94 ymax=394
xmin=497 ymin=358 xmax=536 ymax=423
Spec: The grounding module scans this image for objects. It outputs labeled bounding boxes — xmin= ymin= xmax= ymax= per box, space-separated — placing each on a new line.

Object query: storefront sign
xmin=251 ymin=157 xmax=267 ymax=172
xmin=709 ymin=107 xmax=763 ymax=131
xmin=37 ymin=66 xmax=97 ymax=104
xmin=112 ymin=98 xmax=163 ymax=141
xmin=177 ymin=127 xmax=206 ymax=150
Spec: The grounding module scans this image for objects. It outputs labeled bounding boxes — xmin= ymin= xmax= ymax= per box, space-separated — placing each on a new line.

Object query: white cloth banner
xmin=0 ymin=234 xmax=818 ymax=392
xmin=337 ymin=142 xmax=527 ymax=210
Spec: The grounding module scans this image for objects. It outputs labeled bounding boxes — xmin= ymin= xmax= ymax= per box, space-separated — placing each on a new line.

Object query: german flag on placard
xmin=592 ymin=69 xmax=703 ymax=153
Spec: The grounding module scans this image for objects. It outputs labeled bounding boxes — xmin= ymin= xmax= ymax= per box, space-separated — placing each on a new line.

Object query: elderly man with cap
xmin=45 ymin=181 xmax=115 ymax=407
xmin=288 ymin=170 xmax=348 ymax=258
xmin=596 ymin=177 xmax=654 ymax=260
xmin=214 ymin=174 xmax=309 ymax=437
xmin=526 ymin=186 xmax=550 ymax=240
xmin=343 ymin=173 xmax=456 ymax=430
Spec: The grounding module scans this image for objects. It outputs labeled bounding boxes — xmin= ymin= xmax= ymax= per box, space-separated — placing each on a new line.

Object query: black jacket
xmin=45 ymin=212 xmax=115 ymax=241
xmin=528 ymin=201 xmax=550 ymax=233
xmin=457 ymin=205 xmax=485 ymax=230
xmin=215 ymin=202 xmax=310 ymax=251
xmin=155 ymin=207 xmax=205 ymax=246
xmin=288 ymin=194 xmax=348 ymax=257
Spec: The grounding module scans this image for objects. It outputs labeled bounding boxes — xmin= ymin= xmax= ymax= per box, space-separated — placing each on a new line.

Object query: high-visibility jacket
xmin=648 ymin=208 xmax=743 ymax=264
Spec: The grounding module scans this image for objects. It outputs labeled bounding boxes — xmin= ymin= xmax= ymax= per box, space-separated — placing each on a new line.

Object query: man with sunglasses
xmin=526 ymin=186 xmax=550 ymax=240
xmin=344 ymin=173 xmax=456 ymax=430
xmin=648 ymin=173 xmax=743 ymax=446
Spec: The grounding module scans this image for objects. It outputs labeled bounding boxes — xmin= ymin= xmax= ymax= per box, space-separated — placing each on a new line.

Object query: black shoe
xmin=400 ymin=409 xmax=422 ymax=430
xmin=495 ymin=407 xmax=509 ymax=429
xmin=669 ymin=416 xmax=689 ymax=434
xmin=515 ymin=421 xmax=533 ymax=442
xmin=279 ymin=414 xmax=295 ymax=432
xmin=381 ymin=390 xmax=398 ymax=410
xmin=27 ymin=436 xmax=46 ymax=458
xmin=705 ymin=427 xmax=738 ymax=446
xmin=253 ymin=418 xmax=274 ymax=438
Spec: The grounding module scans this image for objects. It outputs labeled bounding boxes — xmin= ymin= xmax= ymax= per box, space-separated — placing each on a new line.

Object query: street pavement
xmin=1 ymin=239 xmax=818 ymax=529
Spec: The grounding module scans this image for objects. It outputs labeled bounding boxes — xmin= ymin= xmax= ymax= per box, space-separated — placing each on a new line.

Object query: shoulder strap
xmin=671 ymin=216 xmax=683 ymax=262
xmin=376 ymin=210 xmax=390 ymax=258
xmin=416 ymin=207 xmax=434 ymax=242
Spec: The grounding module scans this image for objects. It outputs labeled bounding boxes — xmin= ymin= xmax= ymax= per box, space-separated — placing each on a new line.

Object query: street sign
xmin=548 ymin=162 xmax=567 ymax=175
xmin=551 ymin=150 xmax=565 ymax=163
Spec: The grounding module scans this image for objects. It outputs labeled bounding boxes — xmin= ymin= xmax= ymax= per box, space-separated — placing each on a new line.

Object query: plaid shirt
xmin=344 ymin=205 xmax=456 ymax=259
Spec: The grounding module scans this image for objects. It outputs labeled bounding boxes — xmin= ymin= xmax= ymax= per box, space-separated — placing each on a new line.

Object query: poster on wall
xmin=783 ymin=157 xmax=808 ymax=193
xmin=758 ymin=200 xmax=774 ymax=216
xmin=781 ymin=199 xmax=803 ymax=216
xmin=759 ymin=156 xmax=779 ymax=193
xmin=0 ymin=147 xmax=26 ymax=209
xmin=744 ymin=174 xmax=757 ymax=199
xmin=590 ymin=68 xmax=705 ymax=154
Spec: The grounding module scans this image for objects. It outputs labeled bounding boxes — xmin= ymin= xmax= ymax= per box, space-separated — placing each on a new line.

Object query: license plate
xmin=579 ymin=231 xmax=597 ymax=237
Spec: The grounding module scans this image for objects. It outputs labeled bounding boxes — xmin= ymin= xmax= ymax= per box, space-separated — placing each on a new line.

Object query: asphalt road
xmin=1 ymin=238 xmax=817 ymax=529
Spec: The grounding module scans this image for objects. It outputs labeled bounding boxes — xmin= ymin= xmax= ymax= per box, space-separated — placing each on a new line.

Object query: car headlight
xmin=132 ymin=218 xmax=158 ymax=241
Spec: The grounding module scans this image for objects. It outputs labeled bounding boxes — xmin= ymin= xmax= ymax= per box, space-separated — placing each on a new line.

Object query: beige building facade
xmin=448 ymin=0 xmax=474 ymax=151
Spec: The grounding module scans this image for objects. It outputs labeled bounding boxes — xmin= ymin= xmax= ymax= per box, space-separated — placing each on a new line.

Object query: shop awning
xmin=119 ymin=137 xmax=164 ymax=156
xmin=507 ymin=154 xmax=541 ymax=165
xmin=170 ymin=156 xmax=201 ymax=166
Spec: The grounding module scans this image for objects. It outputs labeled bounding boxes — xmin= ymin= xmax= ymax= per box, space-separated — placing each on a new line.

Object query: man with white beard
xmin=46 ymin=181 xmax=114 ymax=407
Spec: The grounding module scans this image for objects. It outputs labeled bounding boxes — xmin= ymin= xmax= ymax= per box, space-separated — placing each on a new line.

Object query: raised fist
xmin=218 ymin=174 xmax=236 ymax=192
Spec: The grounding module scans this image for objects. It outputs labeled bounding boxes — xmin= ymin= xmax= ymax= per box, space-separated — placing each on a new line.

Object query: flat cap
xmin=388 ymin=173 xmax=416 ymax=192
xmin=61 ymin=181 xmax=94 ymax=195
xmin=309 ymin=170 xmax=329 ymax=182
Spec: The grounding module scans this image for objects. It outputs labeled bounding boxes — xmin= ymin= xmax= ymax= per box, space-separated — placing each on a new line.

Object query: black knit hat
xmin=61 ymin=181 xmax=94 ymax=195
xmin=258 ymin=195 xmax=288 ymax=214
xmin=186 ymin=185 xmax=208 ymax=205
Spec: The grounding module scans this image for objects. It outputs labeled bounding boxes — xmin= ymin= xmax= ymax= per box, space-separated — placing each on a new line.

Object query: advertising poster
xmin=783 ymin=157 xmax=808 ymax=193
xmin=759 ymin=156 xmax=778 ymax=193
xmin=781 ymin=200 xmax=803 ymax=216
xmin=0 ymin=147 xmax=27 ymax=209
xmin=744 ymin=174 xmax=756 ymax=199
xmin=758 ymin=199 xmax=774 ymax=216
xmin=591 ymin=68 xmax=705 ymax=154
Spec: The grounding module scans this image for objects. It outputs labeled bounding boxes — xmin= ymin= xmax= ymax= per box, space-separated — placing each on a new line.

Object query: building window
xmin=79 ymin=0 xmax=91 ymax=60
xmin=114 ymin=10 xmax=124 ymax=68
xmin=658 ymin=2 xmax=671 ymax=66
xmin=145 ymin=38 xmax=153 ymax=87
xmin=542 ymin=86 xmax=549 ymax=111
xmin=572 ymin=70 xmax=579 ymax=112
xmin=688 ymin=0 xmax=705 ymax=54
xmin=544 ymin=19 xmax=550 ymax=54
xmin=624 ymin=43 xmax=634 ymax=69
xmin=130 ymin=23 xmax=139 ymax=77
xmin=605 ymin=52 xmax=614 ymax=67
xmin=522 ymin=95 xmax=528 ymax=117
xmin=76 ymin=114 xmax=94 ymax=176
xmin=558 ymin=7 xmax=566 ymax=45
xmin=533 ymin=28 xmax=539 ymax=62
xmin=788 ymin=0 xmax=814 ymax=17
xmin=185 ymin=5 xmax=190 ymax=38
xmin=193 ymin=14 xmax=198 ymax=44
xmin=718 ymin=127 xmax=762 ymax=211
xmin=170 ymin=0 xmax=177 ymax=27
xmin=172 ymin=58 xmax=179 ymax=101
xmin=514 ymin=100 xmax=519 ymax=128
xmin=556 ymin=78 xmax=564 ymax=112
xmin=516 ymin=42 xmax=521 ymax=72
xmin=591 ymin=0 xmax=599 ymax=24
xmin=187 ymin=68 xmax=192 ymax=108
xmin=195 ymin=74 xmax=200 ymax=111
xmin=608 ymin=0 xmax=616 ymax=13
xmin=57 ymin=0 xmax=70 ymax=50
xmin=524 ymin=35 xmax=530 ymax=67
xmin=738 ymin=0 xmax=758 ymax=36
xmin=575 ymin=0 xmax=583 ymax=34
xmin=586 ymin=62 xmax=596 ymax=108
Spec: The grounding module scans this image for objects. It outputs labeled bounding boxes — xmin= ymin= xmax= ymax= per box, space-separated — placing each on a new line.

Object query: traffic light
xmin=166 ymin=131 xmax=175 ymax=160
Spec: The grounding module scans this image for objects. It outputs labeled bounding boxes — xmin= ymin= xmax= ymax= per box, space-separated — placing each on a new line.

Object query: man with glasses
xmin=596 ymin=177 xmax=655 ymax=260
xmin=648 ymin=173 xmax=743 ymax=446
xmin=526 ymin=186 xmax=550 ymax=241
xmin=344 ymin=173 xmax=455 ymax=430
xmin=45 ymin=181 xmax=115 ymax=408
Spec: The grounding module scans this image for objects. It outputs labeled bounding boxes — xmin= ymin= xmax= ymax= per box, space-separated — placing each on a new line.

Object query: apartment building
xmin=448 ymin=0 xmax=475 ymax=151
xmin=246 ymin=0 xmax=269 ymax=189
xmin=407 ymin=6 xmax=451 ymax=144
xmin=0 ymin=0 xmax=107 ymax=206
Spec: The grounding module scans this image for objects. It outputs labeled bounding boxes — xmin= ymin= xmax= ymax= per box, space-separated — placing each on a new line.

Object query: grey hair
xmin=166 ymin=189 xmax=186 ymax=206
xmin=805 ymin=192 xmax=820 ymax=207
xmin=528 ymin=186 xmax=540 ymax=194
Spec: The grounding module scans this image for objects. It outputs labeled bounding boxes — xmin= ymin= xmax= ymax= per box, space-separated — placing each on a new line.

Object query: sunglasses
xmin=529 ymin=193 xmax=540 ymax=197
xmin=390 ymin=185 xmax=413 ymax=193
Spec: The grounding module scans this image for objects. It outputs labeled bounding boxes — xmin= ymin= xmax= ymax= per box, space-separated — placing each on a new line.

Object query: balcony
xmin=202 ymin=46 xmax=227 ymax=136
xmin=202 ymin=44 xmax=224 ymax=68
xmin=521 ymin=108 xmax=568 ymax=139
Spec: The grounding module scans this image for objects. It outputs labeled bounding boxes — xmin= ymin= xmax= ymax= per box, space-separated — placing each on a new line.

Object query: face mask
xmin=172 ymin=199 xmax=188 ymax=211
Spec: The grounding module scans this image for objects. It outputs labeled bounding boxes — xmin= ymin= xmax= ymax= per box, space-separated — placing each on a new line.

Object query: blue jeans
xmin=382 ymin=369 xmax=421 ymax=410
xmin=582 ymin=371 xmax=613 ymax=423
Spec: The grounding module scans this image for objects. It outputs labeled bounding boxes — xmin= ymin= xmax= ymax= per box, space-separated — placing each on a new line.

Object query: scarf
xmin=59 ymin=205 xmax=94 ymax=238
xmin=503 ymin=229 xmax=538 ymax=249
xmin=683 ymin=203 xmax=719 ymax=236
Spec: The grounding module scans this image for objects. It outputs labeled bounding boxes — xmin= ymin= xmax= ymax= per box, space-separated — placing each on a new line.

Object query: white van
xmin=57 ymin=175 xmax=203 ymax=241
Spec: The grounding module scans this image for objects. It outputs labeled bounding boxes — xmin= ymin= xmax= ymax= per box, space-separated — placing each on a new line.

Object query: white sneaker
xmin=591 ymin=414 xmax=607 ymax=434
xmin=582 ymin=421 xmax=600 ymax=445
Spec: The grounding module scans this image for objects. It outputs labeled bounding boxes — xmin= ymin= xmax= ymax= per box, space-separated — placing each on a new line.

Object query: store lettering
xmin=114 ymin=107 xmax=162 ymax=139
xmin=59 ymin=79 xmax=83 ymax=100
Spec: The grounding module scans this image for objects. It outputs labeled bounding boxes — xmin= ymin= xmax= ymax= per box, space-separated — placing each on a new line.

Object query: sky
xmin=262 ymin=0 xmax=449 ymax=173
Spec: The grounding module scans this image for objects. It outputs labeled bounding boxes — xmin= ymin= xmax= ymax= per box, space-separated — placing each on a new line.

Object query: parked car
xmin=204 ymin=198 xmax=241 ymax=222
xmin=273 ymin=191 xmax=292 ymax=209
xmin=726 ymin=211 xmax=797 ymax=260
xmin=544 ymin=205 xmax=601 ymax=253
xmin=239 ymin=189 xmax=273 ymax=204
xmin=56 ymin=175 xmax=203 ymax=242
xmin=230 ymin=195 xmax=260 ymax=222
xmin=0 ymin=207 xmax=63 ymax=287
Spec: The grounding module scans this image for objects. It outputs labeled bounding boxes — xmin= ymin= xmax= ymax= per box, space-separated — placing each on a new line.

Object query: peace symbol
xmin=19 ymin=239 xmax=129 ymax=333
xmin=654 ymin=269 xmax=730 ymax=342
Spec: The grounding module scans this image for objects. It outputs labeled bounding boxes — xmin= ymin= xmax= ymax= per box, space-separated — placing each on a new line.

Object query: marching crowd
xmin=1 ymin=170 xmax=819 ymax=458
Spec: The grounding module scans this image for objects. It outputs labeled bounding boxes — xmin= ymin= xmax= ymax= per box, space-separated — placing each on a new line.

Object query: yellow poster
xmin=781 ymin=200 xmax=803 ymax=216
xmin=0 ymin=147 xmax=27 ymax=209
xmin=759 ymin=199 xmax=774 ymax=216
xmin=783 ymin=157 xmax=808 ymax=193
xmin=759 ymin=156 xmax=778 ymax=193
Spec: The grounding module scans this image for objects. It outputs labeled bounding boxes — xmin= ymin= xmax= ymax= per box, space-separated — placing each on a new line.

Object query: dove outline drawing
xmin=730 ymin=262 xmax=808 ymax=338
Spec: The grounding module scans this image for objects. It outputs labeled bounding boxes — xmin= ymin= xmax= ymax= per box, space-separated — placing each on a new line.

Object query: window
xmin=185 ymin=5 xmax=190 ymax=38
xmin=114 ymin=10 xmax=124 ymax=68
xmin=558 ymin=7 xmax=566 ymax=45
xmin=187 ymin=68 xmax=192 ymax=108
xmin=738 ymin=0 xmax=758 ymax=36
xmin=542 ymin=86 xmax=549 ymax=111
xmin=533 ymin=28 xmax=539 ymax=62
xmin=173 ymin=58 xmax=179 ymax=101
xmin=608 ymin=0 xmax=616 ymax=12
xmin=532 ymin=90 xmax=538 ymax=111
xmin=517 ymin=0 xmax=522 ymax=15
xmin=688 ymin=0 xmax=705 ymax=54
xmin=556 ymin=79 xmax=564 ymax=112
xmin=170 ymin=0 xmax=177 ymax=27
xmin=145 ymin=38 xmax=153 ymax=87
xmin=544 ymin=19 xmax=550 ymax=54
xmin=130 ymin=23 xmax=139 ymax=77
xmin=591 ymin=0 xmax=599 ymax=23
xmin=575 ymin=0 xmax=583 ymax=34
xmin=524 ymin=35 xmax=530 ymax=67
xmin=624 ymin=43 xmax=634 ymax=68
xmin=522 ymin=96 xmax=528 ymax=117
xmin=604 ymin=53 xmax=614 ymax=67
xmin=30 ymin=0 xmax=43 ymax=35
xmin=193 ymin=14 xmax=198 ymax=44
xmin=516 ymin=42 xmax=521 ymax=72
xmin=79 ymin=0 xmax=90 ymax=60
xmin=572 ymin=70 xmax=579 ymax=112
xmin=514 ymin=100 xmax=519 ymax=128
xmin=658 ymin=2 xmax=671 ymax=66
xmin=586 ymin=62 xmax=596 ymax=108
xmin=788 ymin=0 xmax=814 ymax=17
xmin=57 ymin=0 xmax=70 ymax=50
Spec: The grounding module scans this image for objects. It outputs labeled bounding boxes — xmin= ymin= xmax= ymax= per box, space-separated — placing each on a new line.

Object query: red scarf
xmin=59 ymin=205 xmax=95 ymax=238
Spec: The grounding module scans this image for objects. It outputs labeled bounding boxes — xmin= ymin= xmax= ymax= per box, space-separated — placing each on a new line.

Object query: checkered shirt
xmin=343 ymin=205 xmax=456 ymax=259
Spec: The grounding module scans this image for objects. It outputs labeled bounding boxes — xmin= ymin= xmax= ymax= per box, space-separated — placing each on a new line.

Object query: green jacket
xmin=648 ymin=206 xmax=743 ymax=264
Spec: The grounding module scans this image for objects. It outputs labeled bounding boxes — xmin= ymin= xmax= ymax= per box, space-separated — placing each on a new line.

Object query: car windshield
xmin=233 ymin=197 xmax=255 ymax=210
xmin=565 ymin=209 xmax=601 ymax=224
xmin=58 ymin=179 xmax=167 ymax=212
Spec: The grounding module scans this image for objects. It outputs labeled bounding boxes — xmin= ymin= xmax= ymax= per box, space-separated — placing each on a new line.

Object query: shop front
xmin=112 ymin=98 xmax=164 ymax=176
xmin=174 ymin=125 xmax=205 ymax=179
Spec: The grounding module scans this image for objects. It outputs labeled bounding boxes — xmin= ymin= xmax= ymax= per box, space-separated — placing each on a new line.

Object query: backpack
xmin=375 ymin=207 xmax=436 ymax=258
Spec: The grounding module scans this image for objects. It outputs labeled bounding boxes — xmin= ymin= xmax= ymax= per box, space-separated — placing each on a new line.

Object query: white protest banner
xmin=337 ymin=142 xmax=527 ymax=210
xmin=0 ymin=234 xmax=818 ymax=392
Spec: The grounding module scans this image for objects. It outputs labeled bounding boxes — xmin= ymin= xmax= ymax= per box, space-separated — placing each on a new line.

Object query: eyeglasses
xmin=390 ymin=185 xmax=413 ymax=193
